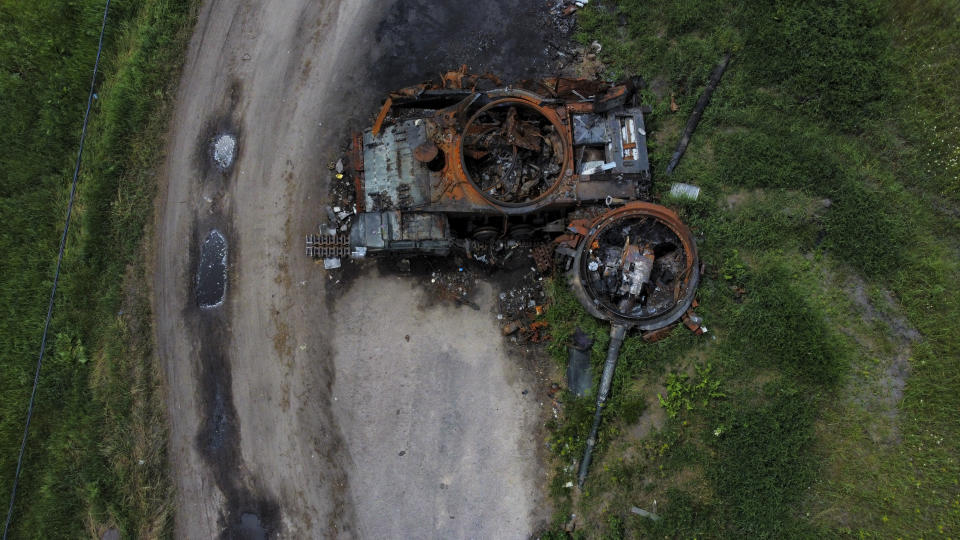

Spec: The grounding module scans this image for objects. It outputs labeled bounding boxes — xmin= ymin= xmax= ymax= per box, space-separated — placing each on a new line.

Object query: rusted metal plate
xmin=641 ymin=324 xmax=677 ymax=342
xmin=363 ymin=120 xmax=432 ymax=211
xmin=575 ymin=176 xmax=639 ymax=201
xmin=371 ymin=97 xmax=392 ymax=136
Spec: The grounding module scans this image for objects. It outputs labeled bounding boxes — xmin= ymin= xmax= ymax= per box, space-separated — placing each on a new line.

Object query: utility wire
xmin=3 ymin=0 xmax=112 ymax=537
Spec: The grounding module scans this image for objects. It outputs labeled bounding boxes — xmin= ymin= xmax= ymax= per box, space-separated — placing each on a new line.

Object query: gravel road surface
xmin=154 ymin=1 xmax=563 ymax=536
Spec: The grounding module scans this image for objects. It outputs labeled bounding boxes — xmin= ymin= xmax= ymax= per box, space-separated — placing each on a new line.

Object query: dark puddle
xmin=237 ymin=513 xmax=268 ymax=540
xmin=197 ymin=229 xmax=228 ymax=308
xmin=194 ymin=80 xmax=243 ymax=178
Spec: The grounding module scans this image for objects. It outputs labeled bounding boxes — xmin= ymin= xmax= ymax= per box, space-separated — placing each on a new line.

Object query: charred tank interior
xmin=566 ymin=203 xmax=700 ymax=330
xmin=582 ymin=216 xmax=688 ymax=321
xmin=462 ymin=100 xmax=565 ymax=205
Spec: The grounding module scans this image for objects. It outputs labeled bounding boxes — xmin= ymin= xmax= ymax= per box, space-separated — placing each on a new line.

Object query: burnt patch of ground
xmin=326 ymin=254 xmax=485 ymax=308
xmin=371 ymin=0 xmax=573 ymax=89
xmin=327 ymin=247 xmax=549 ymax=316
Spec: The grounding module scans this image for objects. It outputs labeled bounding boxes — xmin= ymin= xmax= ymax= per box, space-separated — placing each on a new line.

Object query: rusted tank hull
xmin=346 ymin=72 xmax=653 ymax=255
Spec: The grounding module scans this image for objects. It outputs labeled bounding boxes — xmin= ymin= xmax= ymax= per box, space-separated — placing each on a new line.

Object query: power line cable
xmin=3 ymin=0 xmax=112 ymax=537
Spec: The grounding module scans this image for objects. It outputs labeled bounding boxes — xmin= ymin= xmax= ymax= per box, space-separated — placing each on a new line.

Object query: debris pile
xmin=497 ymin=270 xmax=549 ymax=341
xmin=464 ymin=239 xmax=538 ymax=268
xmin=548 ymin=0 xmax=587 ymax=34
xmin=324 ymin=202 xmax=356 ymax=234
xmin=430 ymin=266 xmax=480 ymax=310
xmin=328 ymin=155 xmax=361 ymax=217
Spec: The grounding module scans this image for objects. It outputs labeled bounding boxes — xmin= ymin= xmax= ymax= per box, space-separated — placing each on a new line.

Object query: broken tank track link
xmin=305 ymin=234 xmax=350 ymax=259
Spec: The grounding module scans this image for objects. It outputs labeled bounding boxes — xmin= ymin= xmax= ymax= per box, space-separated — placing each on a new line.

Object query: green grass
xmin=542 ymin=0 xmax=960 ymax=537
xmin=0 ymin=1 xmax=196 ymax=537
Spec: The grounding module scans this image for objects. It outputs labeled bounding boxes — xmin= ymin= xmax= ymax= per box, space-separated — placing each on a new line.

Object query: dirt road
xmin=154 ymin=1 xmax=566 ymax=537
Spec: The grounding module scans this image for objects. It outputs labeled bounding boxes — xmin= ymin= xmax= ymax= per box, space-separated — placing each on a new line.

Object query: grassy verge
xmin=541 ymin=0 xmax=960 ymax=536
xmin=0 ymin=1 xmax=196 ymax=536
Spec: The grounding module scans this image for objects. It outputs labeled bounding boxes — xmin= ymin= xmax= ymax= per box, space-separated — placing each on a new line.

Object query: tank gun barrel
xmin=578 ymin=322 xmax=630 ymax=488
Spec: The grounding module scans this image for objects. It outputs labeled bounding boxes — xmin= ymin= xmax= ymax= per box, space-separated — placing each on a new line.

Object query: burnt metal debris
xmin=309 ymin=67 xmax=710 ymax=488
xmin=665 ymin=53 xmax=732 ymax=176
xmin=567 ymin=328 xmax=594 ymax=397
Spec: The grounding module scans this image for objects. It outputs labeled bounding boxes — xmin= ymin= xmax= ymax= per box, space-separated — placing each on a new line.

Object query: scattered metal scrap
xmin=630 ymin=505 xmax=661 ymax=522
xmin=430 ymin=267 xmax=480 ymax=310
xmin=497 ymin=271 xmax=549 ymax=339
xmin=551 ymin=0 xmax=589 ymax=20
xmin=665 ymin=53 xmax=732 ymax=176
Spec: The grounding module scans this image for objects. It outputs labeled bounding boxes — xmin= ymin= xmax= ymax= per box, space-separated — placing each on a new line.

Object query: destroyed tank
xmin=310 ymin=68 xmax=709 ymax=488
xmin=309 ymin=68 xmax=700 ymax=334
